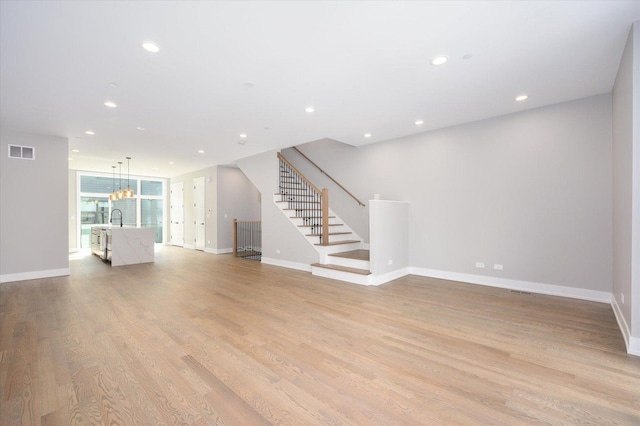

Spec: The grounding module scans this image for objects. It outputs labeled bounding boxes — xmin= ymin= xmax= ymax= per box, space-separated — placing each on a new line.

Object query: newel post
xmin=322 ymin=188 xmax=329 ymax=246
xmin=233 ymin=218 xmax=238 ymax=256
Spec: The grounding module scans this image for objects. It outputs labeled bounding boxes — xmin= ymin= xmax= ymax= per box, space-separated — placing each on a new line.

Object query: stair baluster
xmin=278 ymin=153 xmax=329 ymax=246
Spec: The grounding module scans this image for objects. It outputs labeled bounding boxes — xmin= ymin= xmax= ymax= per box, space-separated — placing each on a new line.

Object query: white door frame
xmin=170 ymin=182 xmax=184 ymax=246
xmin=194 ymin=177 xmax=206 ymax=251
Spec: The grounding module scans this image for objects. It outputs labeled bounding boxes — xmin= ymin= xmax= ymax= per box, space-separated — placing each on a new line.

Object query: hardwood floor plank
xmin=1 ymin=246 xmax=639 ymax=425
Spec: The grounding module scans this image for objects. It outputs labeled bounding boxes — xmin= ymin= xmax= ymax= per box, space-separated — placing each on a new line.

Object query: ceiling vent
xmin=8 ymin=144 xmax=35 ymax=160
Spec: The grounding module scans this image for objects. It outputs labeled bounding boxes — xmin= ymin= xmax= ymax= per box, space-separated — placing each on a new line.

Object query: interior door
xmin=170 ymin=182 xmax=184 ymax=246
xmin=194 ymin=177 xmax=206 ymax=251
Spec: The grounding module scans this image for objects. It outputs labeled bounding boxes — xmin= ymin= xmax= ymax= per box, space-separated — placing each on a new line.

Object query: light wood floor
xmin=1 ymin=246 xmax=639 ymax=425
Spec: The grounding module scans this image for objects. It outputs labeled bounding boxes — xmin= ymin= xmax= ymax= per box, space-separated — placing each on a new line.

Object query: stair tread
xmin=298 ymin=224 xmax=343 ymax=227
xmin=314 ymin=240 xmax=360 ymax=246
xmin=305 ymin=231 xmax=351 ymax=236
xmin=329 ymin=250 xmax=370 ymax=261
xmin=283 ymin=208 xmax=326 ymax=212
xmin=311 ymin=263 xmax=371 ymax=275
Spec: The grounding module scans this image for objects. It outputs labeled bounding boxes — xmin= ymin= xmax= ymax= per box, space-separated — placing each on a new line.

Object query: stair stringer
xmin=273 ymin=194 xmax=363 ymax=255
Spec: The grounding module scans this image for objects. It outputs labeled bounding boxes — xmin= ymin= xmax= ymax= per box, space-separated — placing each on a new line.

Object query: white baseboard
xmin=204 ymin=247 xmax=233 ymax=255
xmin=261 ymin=257 xmax=311 ymax=272
xmin=629 ymin=336 xmax=640 ymax=357
xmin=370 ymin=267 xmax=410 ymax=286
xmin=611 ymin=296 xmax=640 ymax=357
xmin=1 ymin=267 xmax=71 ymax=284
xmin=409 ymin=267 xmax=612 ymax=304
xmin=183 ymin=244 xmax=195 ymax=250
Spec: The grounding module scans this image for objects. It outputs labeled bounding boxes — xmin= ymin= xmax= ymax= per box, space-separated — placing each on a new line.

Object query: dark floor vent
xmin=510 ymin=290 xmax=532 ymax=295
xmin=8 ymin=144 xmax=35 ymax=160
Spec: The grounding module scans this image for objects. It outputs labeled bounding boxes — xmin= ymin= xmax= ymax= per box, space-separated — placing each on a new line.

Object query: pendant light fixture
xmin=116 ymin=161 xmax=124 ymax=199
xmin=123 ymin=156 xmax=134 ymax=198
xmin=109 ymin=165 xmax=117 ymax=201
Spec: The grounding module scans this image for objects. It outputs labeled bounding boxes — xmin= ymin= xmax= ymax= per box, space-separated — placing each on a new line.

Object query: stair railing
xmin=292 ymin=146 xmax=365 ymax=206
xmin=233 ymin=219 xmax=262 ymax=259
xmin=278 ymin=152 xmax=329 ymax=245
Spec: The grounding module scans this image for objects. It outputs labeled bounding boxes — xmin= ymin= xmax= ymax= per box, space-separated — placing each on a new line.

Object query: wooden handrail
xmin=292 ymin=146 xmax=365 ymax=206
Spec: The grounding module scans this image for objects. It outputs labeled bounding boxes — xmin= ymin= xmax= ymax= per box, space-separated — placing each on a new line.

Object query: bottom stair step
xmin=311 ymin=263 xmax=371 ymax=276
xmin=314 ymin=239 xmax=361 ymax=246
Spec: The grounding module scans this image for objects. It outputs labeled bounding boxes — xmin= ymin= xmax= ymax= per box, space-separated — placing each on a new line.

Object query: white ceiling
xmin=1 ymin=1 xmax=639 ymax=178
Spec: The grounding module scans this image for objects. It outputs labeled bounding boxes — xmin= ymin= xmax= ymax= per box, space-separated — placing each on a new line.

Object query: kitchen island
xmin=91 ymin=226 xmax=155 ymax=266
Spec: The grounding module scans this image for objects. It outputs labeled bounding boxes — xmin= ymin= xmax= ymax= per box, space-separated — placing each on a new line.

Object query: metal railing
xmin=233 ymin=219 xmax=261 ymax=260
xmin=277 ymin=153 xmax=329 ymax=245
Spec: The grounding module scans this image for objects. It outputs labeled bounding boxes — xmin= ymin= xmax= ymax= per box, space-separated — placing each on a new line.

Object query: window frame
xmin=76 ymin=171 xmax=168 ymax=248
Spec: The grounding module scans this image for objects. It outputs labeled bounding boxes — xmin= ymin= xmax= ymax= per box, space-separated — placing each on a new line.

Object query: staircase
xmin=275 ymin=153 xmax=373 ymax=284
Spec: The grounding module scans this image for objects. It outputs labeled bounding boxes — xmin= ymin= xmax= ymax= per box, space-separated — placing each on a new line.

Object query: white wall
xmin=69 ymin=170 xmax=78 ymax=249
xmin=612 ymin=22 xmax=640 ymax=355
xmin=171 ymin=165 xmax=260 ymax=253
xmin=246 ymin=95 xmax=613 ymax=297
xmin=282 ymin=145 xmax=370 ymax=241
xmin=1 ymin=128 xmax=69 ymax=282
xmin=216 ymin=166 xmax=261 ymax=251
xmin=370 ymin=200 xmax=409 ymax=277
xmin=293 ymin=95 xmax=613 ymax=294
xmin=236 ymin=150 xmax=319 ymax=269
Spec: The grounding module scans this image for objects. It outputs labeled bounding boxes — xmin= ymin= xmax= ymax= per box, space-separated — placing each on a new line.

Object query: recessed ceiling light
xmin=198 ymin=150 xmax=205 ymax=154
xmin=109 ymin=82 xmax=119 ymax=88
xmin=68 ymin=157 xmax=73 ymax=161
xmin=415 ymin=120 xmax=424 ymax=125
xmin=239 ymin=133 xmax=247 ymax=138
xmin=515 ymin=94 xmax=529 ymax=102
xmin=364 ymin=133 xmax=372 ymax=138
xmin=153 ymin=167 xmax=159 ymax=171
xmin=136 ymin=127 xmax=145 ymax=131
xmin=305 ymin=106 xmax=315 ymax=113
xmin=104 ymin=101 xmax=117 ymax=108
xmin=244 ymin=81 xmax=256 ymax=88
xmin=168 ymin=161 xmax=175 ymax=165
xmin=141 ymin=41 xmax=160 ymax=53
xmin=431 ymin=55 xmax=448 ymax=66
xmin=72 ymin=149 xmax=80 ymax=153
xmin=462 ymin=54 xmax=473 ymax=60
xmin=238 ymin=140 xmax=246 ymax=145
xmin=85 ymin=130 xmax=95 ymax=135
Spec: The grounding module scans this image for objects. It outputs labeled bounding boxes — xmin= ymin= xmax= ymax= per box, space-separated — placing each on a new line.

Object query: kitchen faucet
xmin=110 ymin=209 xmax=123 ymax=227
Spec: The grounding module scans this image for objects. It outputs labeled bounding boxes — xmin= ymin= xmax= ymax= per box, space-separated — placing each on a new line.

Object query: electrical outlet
xmin=475 ymin=262 xmax=485 ymax=268
xmin=276 ymin=249 xmax=281 ymax=254
xmin=388 ymin=259 xmax=393 ymax=265
xmin=494 ymin=264 xmax=503 ymax=270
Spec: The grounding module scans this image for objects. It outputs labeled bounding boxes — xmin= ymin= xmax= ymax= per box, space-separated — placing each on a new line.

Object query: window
xmin=141 ymin=180 xmax=163 ymax=196
xmin=78 ymin=173 xmax=167 ymax=247
xmin=141 ymin=199 xmax=164 ymax=243
xmin=79 ymin=196 xmax=109 ymax=248
xmin=80 ymin=176 xmax=115 ymax=194
xmin=112 ymin=198 xmax=137 ymax=227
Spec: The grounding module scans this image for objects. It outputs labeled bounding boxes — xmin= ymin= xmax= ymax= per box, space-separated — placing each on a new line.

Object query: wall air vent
xmin=8 ymin=144 xmax=35 ymax=160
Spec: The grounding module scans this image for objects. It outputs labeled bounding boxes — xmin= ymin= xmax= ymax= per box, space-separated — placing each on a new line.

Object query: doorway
xmin=170 ymin=182 xmax=184 ymax=246
xmin=193 ymin=177 xmax=205 ymax=251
